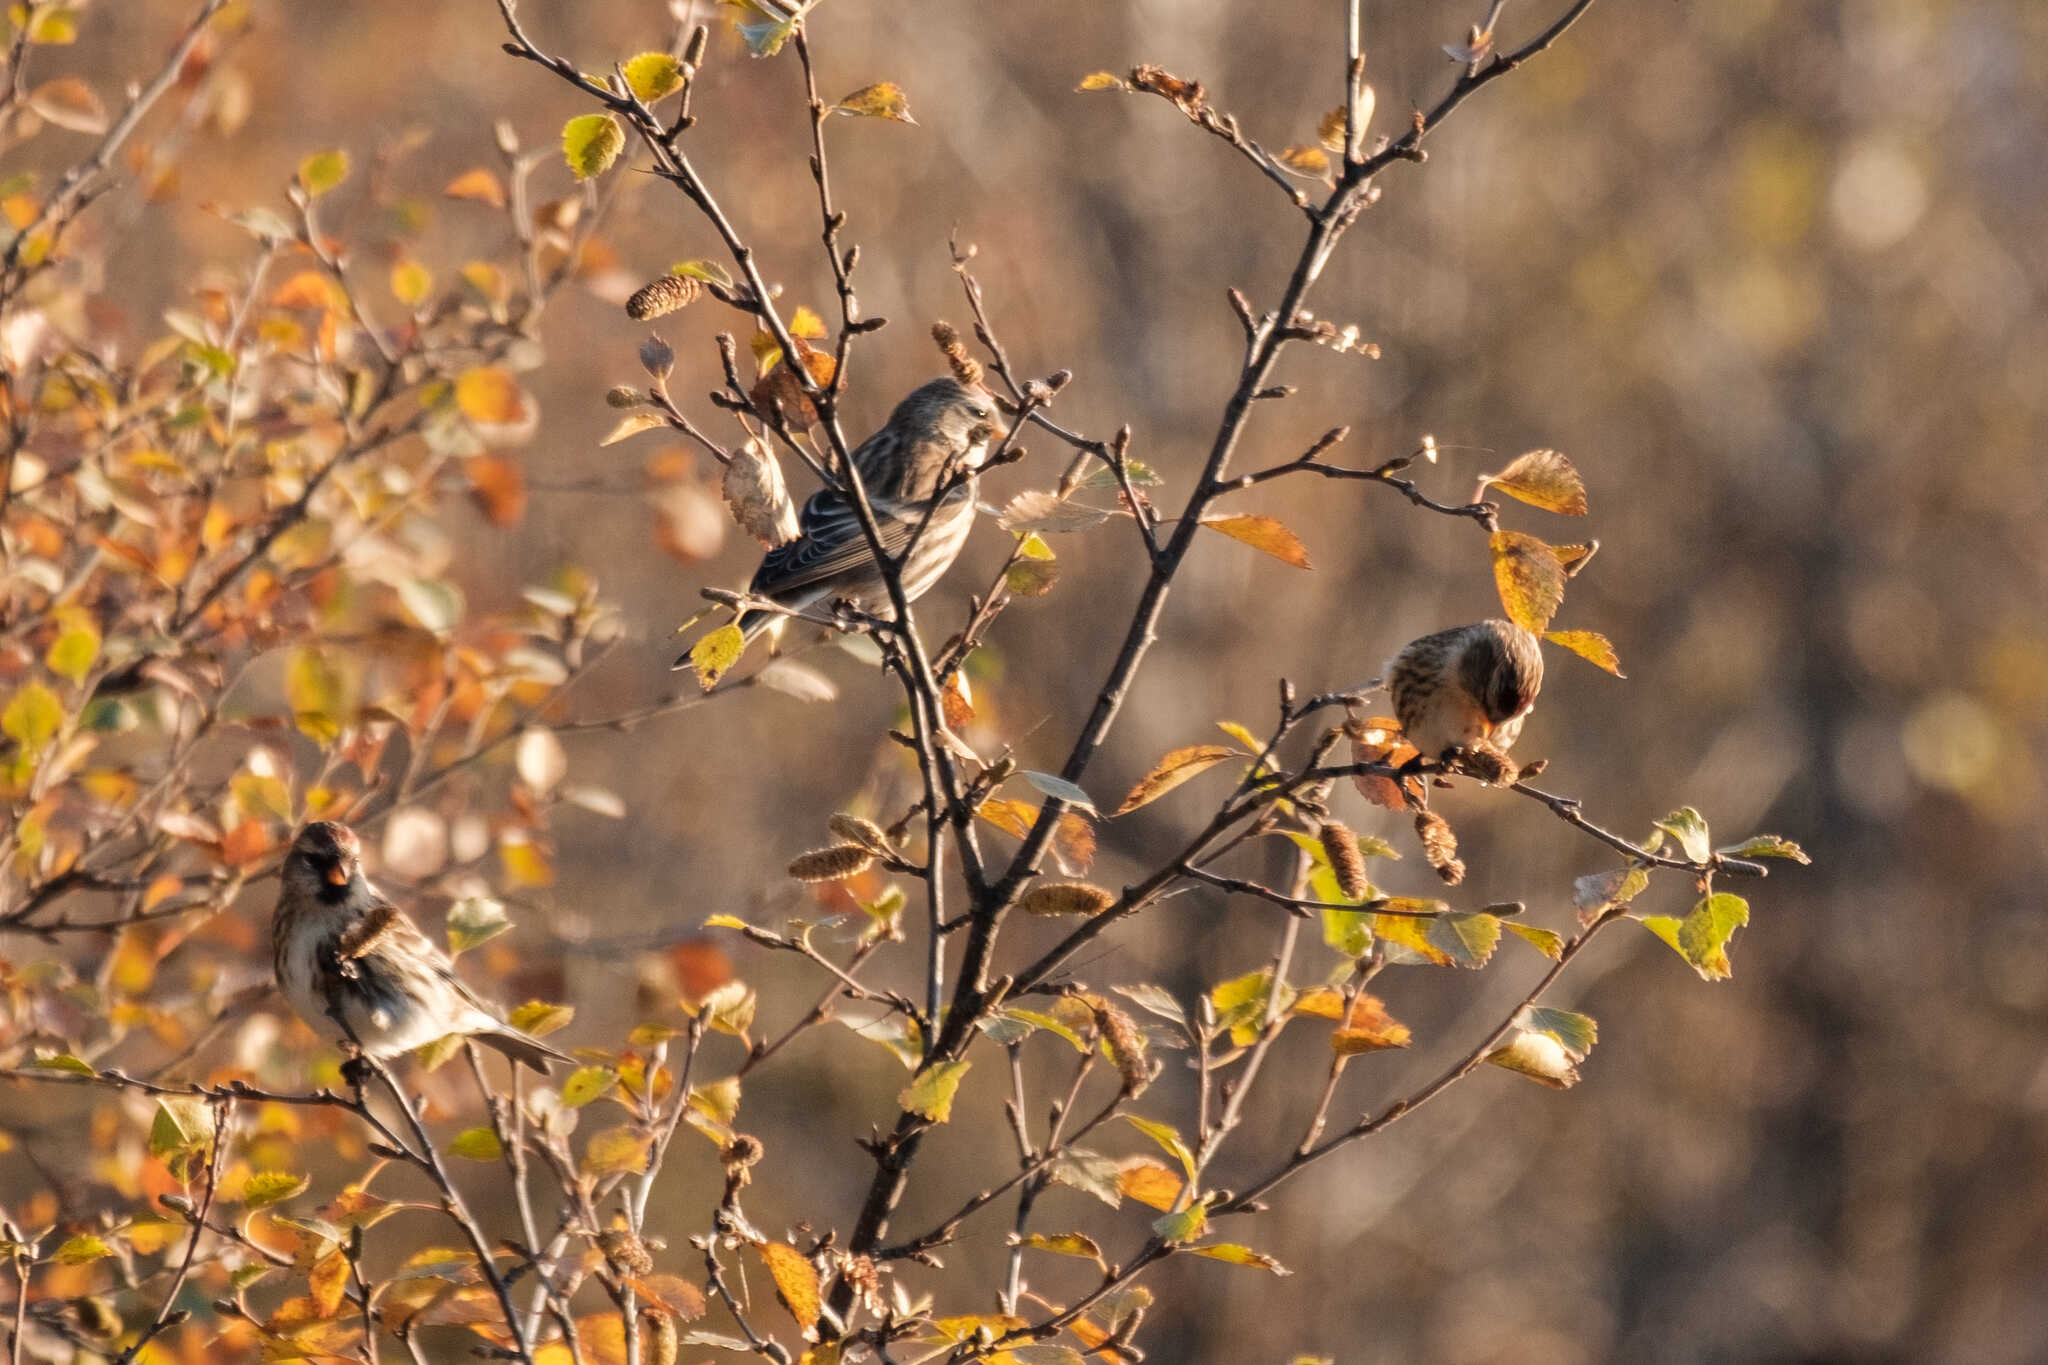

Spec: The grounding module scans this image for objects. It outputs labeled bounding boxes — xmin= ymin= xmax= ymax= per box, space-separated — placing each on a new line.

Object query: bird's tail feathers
xmin=477 ymin=1027 xmax=572 ymax=1074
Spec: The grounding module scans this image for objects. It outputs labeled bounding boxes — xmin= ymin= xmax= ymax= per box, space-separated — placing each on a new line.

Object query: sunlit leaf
xmin=445 ymin=897 xmax=511 ymax=954
xmin=1640 ymin=892 xmax=1749 ymax=981
xmin=833 ymin=82 xmax=917 ymax=124
xmin=27 ymin=76 xmax=106 ymax=134
xmin=690 ymin=623 xmax=745 ymax=692
xmin=560 ymin=1066 xmax=615 ymax=1108
xmin=53 ymin=1233 xmax=112 ymax=1266
xmin=1201 ymin=514 xmax=1312 ymax=569
xmin=1505 ymin=921 xmax=1565 ymax=959
xmin=455 ymin=366 xmax=528 ymax=426
xmin=1485 ymin=1029 xmax=1581 ymax=1089
xmin=242 ymin=1171 xmax=310 ymax=1209
xmin=1479 ymin=448 xmax=1587 ymax=515
xmin=1113 ymin=744 xmax=1237 ymax=816
xmin=1719 ymin=834 xmax=1810 ymax=864
xmin=1021 ymin=770 xmax=1097 ymax=814
xmin=443 ymin=167 xmax=507 ymax=207
xmin=1121 ymin=1114 xmax=1196 ymax=1182
xmin=2 ymin=683 xmax=62 ymax=753
xmin=507 ymin=1000 xmax=573 ymax=1037
xmin=581 ymin=1125 xmax=651 ymax=1177
xmin=1018 ymin=1232 xmax=1104 ymax=1267
xmin=1188 ymin=1243 xmax=1289 ymax=1274
xmin=297 ymin=149 xmax=350 ymax=198
xmin=1330 ymin=993 xmax=1411 ymax=1054
xmin=1152 ymin=1203 xmax=1208 ymax=1245
xmin=623 ymin=51 xmax=686 ymax=103
xmin=1116 ymin=1157 xmax=1182 ymax=1211
xmin=444 ymin=1127 xmax=503 ymax=1162
xmin=285 ymin=649 xmax=349 ymax=744
xmin=1276 ymin=145 xmax=1330 ymax=177
xmin=1544 ymin=629 xmax=1624 ymax=677
xmin=755 ymin=1242 xmax=819 ymax=1332
xmin=1489 ymin=529 xmax=1566 ymax=632
xmin=1522 ymin=1006 xmax=1597 ymax=1059
xmin=899 ymin=1059 xmax=971 ymax=1122
xmin=1111 ymin=983 xmax=1185 ymax=1028
xmin=562 ymin=113 xmax=625 ymax=180
xmin=1653 ymin=807 xmax=1712 ymax=863
xmin=389 ymin=258 xmax=433 ymax=308
xmin=1076 ymin=71 xmax=1128 ymax=92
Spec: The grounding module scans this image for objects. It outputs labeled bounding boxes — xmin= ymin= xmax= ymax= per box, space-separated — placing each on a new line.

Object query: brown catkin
xmin=1414 ymin=809 xmax=1466 ymax=886
xmin=1319 ymin=821 xmax=1371 ymax=900
xmin=1461 ymin=739 xmax=1516 ymax=786
xmin=626 ymin=273 xmax=701 ymax=320
xmin=598 ymin=1228 xmax=655 ymax=1277
xmin=828 ymin=813 xmax=891 ymax=854
xmin=642 ymin=1308 xmax=680 ymax=1365
xmin=1018 ymin=881 xmax=1115 ymax=916
xmin=930 ymin=320 xmax=984 ymax=385
xmin=787 ymin=844 xmax=874 ymax=882
xmin=1089 ymin=997 xmax=1150 ymax=1096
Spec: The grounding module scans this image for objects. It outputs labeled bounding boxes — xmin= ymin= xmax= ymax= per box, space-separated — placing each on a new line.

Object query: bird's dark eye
xmin=968 ymin=405 xmax=989 ymax=420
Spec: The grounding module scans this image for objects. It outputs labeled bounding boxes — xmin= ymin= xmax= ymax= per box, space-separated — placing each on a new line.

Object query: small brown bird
xmin=272 ymin=822 xmax=568 ymax=1072
xmin=1385 ymin=619 xmax=1545 ymax=764
xmin=690 ymin=376 xmax=1000 ymax=659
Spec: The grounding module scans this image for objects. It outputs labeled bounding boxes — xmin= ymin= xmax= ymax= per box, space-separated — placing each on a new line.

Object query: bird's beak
xmin=326 ymin=861 xmax=353 ymax=886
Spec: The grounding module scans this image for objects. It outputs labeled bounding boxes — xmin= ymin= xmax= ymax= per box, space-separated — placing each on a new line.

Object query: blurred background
xmin=11 ymin=0 xmax=2048 ymax=1361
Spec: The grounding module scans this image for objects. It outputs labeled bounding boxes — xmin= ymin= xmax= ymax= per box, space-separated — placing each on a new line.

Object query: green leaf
xmin=560 ymin=1066 xmax=615 ymax=1108
xmin=998 ymin=1007 xmax=1087 ymax=1052
xmin=1521 ymin=1006 xmax=1597 ymax=1059
xmin=1120 ymin=1114 xmax=1196 ymax=1182
xmin=445 ymin=896 xmax=511 ymax=955
xmin=445 ymin=1127 xmax=504 ymax=1162
xmin=2 ymin=683 xmax=63 ymax=753
xmin=53 ymin=1234 xmax=113 ymax=1266
xmin=832 ymin=81 xmax=917 ymax=124
xmin=1187 ymin=1242 xmax=1289 ymax=1274
xmin=623 ymin=51 xmax=685 ymax=103
xmin=898 ymin=1058 xmax=971 ymax=1122
xmin=672 ymin=258 xmax=735 ymax=289
xmin=297 ymin=149 xmax=350 ymax=197
xmin=148 ymin=1097 xmax=212 ymax=1161
xmin=690 ymin=623 xmax=745 ymax=692
xmin=1720 ymin=834 xmax=1810 ymax=865
xmin=1640 ymin=893 xmax=1749 ymax=981
xmin=1424 ymin=911 xmax=1501 ymax=969
xmin=396 ymin=577 xmax=464 ymax=637
xmin=29 ymin=1052 xmax=93 ymax=1075
xmin=562 ymin=113 xmax=625 ymax=180
xmin=1653 ymin=807 xmax=1712 ymax=863
xmin=1151 ymin=1202 xmax=1208 ymax=1245
xmin=1005 ymin=557 xmax=1059 ymax=597
xmin=737 ymin=16 xmax=796 ymax=57
xmin=241 ymin=1171 xmax=310 ymax=1209
xmin=1572 ymin=866 xmax=1649 ymax=918
xmin=1323 ymin=905 xmax=1374 ymax=958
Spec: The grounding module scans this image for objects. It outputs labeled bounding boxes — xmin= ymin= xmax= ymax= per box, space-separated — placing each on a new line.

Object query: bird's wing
xmin=354 ymin=896 xmax=503 ymax=1023
xmin=748 ymin=487 xmax=921 ymax=599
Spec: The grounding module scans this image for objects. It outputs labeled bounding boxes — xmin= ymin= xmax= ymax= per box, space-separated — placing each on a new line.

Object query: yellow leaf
xmin=3 ymin=682 xmax=63 ymax=753
xmin=1544 ymin=628 xmax=1625 ymax=677
xmin=454 ymin=366 xmax=527 ymax=426
xmin=1076 ymin=71 xmax=1127 ymax=92
xmin=832 ymin=82 xmax=917 ymax=124
xmin=1116 ymin=1158 xmax=1183 ymax=1211
xmin=443 ymin=167 xmax=506 ymax=207
xmin=1201 ymin=514 xmax=1312 ymax=569
xmin=678 ymin=623 xmax=745 ymax=693
xmin=507 ymin=1000 xmax=574 ymax=1036
xmin=389 ymin=259 xmax=433 ymax=309
xmin=285 ymin=649 xmax=349 ymax=745
xmin=1188 ymin=1242 xmax=1289 ymax=1273
xmin=1316 ymin=106 xmax=1348 ymax=152
xmin=54 ymin=1233 xmax=112 ymax=1265
xmin=601 ymin=411 xmax=667 ymax=446
xmin=898 ymin=1058 xmax=971 ymax=1122
xmin=297 ymin=149 xmax=350 ymax=197
xmin=976 ymin=797 xmax=1036 ymax=840
xmin=623 ymin=51 xmax=685 ymax=103
xmin=562 ymin=112 xmax=625 ymax=180
xmin=444 ymin=1127 xmax=503 ymax=1161
xmin=1276 ymin=145 xmax=1330 ymax=177
xmin=1489 ymin=529 xmax=1566 ymax=633
xmin=1479 ymin=447 xmax=1587 ymax=515
xmin=308 ymin=1247 xmax=349 ymax=1318
xmin=755 ymin=1242 xmax=820 ymax=1333
xmin=787 ymin=305 xmax=827 ymax=340
xmin=1113 ymin=744 xmax=1239 ymax=816
xmin=581 ymin=1124 xmax=651 ymax=1178
xmin=1018 ymin=1232 xmax=1104 ymax=1266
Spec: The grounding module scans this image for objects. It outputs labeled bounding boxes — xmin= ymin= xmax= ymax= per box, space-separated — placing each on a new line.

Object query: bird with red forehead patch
xmin=272 ymin=820 xmax=568 ymax=1072
xmin=1385 ymin=620 xmax=1545 ymax=767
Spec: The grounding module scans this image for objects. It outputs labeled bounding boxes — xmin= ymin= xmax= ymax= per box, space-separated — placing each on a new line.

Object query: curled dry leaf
xmin=722 ymin=438 xmax=800 ymax=547
xmin=1114 ymin=744 xmax=1238 ymax=816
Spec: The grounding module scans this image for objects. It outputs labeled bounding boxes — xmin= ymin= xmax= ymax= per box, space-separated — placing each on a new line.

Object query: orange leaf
xmin=455 ymin=366 xmax=528 ymax=427
xmin=1543 ymin=628 xmax=1624 ymax=677
xmin=1489 ymin=529 xmax=1566 ymax=633
xmin=443 ymin=167 xmax=507 ymax=208
xmin=754 ymin=1242 xmax=820 ymax=1333
xmin=1114 ymin=744 xmax=1238 ymax=816
xmin=1202 ymin=514 xmax=1312 ymax=569
xmin=463 ymin=454 xmax=527 ymax=527
xmin=1477 ymin=447 xmax=1586 ymax=516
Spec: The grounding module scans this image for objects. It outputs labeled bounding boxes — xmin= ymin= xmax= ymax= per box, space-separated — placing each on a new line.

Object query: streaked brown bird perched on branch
xmin=272 ymin=822 xmax=569 ymax=1073
xmin=1386 ymin=619 xmax=1545 ymax=766
xmin=695 ymin=376 xmax=1001 ymax=658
